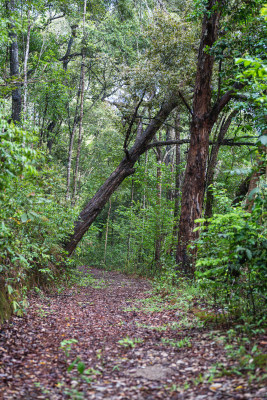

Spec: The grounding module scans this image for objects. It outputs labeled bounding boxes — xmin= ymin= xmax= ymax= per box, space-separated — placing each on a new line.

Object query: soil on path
xmin=0 ymin=267 xmax=266 ymax=400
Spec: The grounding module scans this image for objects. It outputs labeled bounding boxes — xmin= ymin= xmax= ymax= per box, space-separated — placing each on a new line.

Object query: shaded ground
xmin=0 ymin=267 xmax=266 ymax=399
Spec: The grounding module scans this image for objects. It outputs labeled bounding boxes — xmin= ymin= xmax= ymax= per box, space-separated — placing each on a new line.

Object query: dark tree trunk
xmin=64 ymin=95 xmax=178 ymax=255
xmin=204 ymin=110 xmax=238 ymax=219
xmin=176 ymin=0 xmax=221 ymax=274
xmin=176 ymin=0 xmax=245 ymax=275
xmin=7 ymin=0 xmax=21 ymax=123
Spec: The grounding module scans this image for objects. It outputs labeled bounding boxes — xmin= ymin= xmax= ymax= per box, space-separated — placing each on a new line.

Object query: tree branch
xmin=178 ymin=91 xmax=193 ymax=116
xmin=146 ymin=138 xmax=256 ymax=150
xmin=210 ymin=81 xmax=246 ymax=122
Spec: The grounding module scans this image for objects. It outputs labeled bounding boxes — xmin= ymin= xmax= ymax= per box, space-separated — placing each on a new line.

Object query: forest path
xmin=0 ymin=267 xmax=265 ymax=400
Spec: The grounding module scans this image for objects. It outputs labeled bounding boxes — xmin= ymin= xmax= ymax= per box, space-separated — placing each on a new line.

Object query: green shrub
xmin=195 ymin=187 xmax=266 ymax=322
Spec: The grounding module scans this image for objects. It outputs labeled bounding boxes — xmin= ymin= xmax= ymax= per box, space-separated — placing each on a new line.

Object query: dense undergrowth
xmin=0 ymin=105 xmax=76 ymax=321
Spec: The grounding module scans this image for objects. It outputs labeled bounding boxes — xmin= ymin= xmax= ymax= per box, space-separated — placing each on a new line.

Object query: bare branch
xmin=178 ymin=91 xmax=193 ymax=116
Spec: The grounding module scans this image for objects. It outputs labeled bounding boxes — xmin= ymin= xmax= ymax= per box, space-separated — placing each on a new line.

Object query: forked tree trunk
xmin=64 ymin=95 xmax=178 ymax=255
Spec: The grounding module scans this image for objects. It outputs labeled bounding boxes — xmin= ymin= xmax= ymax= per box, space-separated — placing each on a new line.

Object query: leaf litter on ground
xmin=0 ymin=266 xmax=266 ymax=399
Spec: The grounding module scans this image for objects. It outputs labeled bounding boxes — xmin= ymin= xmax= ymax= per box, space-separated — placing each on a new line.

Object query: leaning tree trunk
xmin=7 ymin=0 xmax=21 ymax=123
xmin=176 ymin=0 xmax=221 ymax=274
xmin=64 ymin=95 xmax=178 ymax=255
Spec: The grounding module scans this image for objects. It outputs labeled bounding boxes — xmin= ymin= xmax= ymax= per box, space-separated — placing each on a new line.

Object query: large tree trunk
xmin=7 ymin=0 xmax=22 ymax=123
xmin=176 ymin=0 xmax=221 ymax=274
xmin=64 ymin=95 xmax=178 ymax=255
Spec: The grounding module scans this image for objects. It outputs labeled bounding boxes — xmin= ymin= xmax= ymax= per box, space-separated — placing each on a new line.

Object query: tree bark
xmin=23 ymin=9 xmax=31 ymax=121
xmin=103 ymin=199 xmax=112 ymax=264
xmin=7 ymin=0 xmax=22 ymax=123
xmin=64 ymin=95 xmax=178 ymax=255
xmin=72 ymin=0 xmax=87 ymax=205
xmin=154 ymin=132 xmax=162 ymax=266
xmin=171 ymin=112 xmax=181 ymax=252
xmin=176 ymin=0 xmax=221 ymax=274
xmin=66 ymin=67 xmax=83 ymax=201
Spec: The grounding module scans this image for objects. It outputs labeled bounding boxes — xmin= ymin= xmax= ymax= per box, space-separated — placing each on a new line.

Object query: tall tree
xmin=7 ymin=0 xmax=21 ymax=123
xmin=176 ymin=0 xmax=246 ymax=274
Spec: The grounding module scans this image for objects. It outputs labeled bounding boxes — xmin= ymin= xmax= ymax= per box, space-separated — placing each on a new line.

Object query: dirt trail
xmin=0 ymin=267 xmax=266 ymax=399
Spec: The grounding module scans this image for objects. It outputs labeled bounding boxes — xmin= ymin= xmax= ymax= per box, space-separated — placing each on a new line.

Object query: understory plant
xmin=0 ymin=105 xmax=76 ymax=317
xmin=195 ymin=186 xmax=266 ymax=323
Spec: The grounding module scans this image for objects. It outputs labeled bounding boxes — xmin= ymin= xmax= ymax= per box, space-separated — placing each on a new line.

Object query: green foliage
xmin=161 ymin=337 xmax=191 ymax=348
xmin=195 ymin=188 xmax=267 ymax=322
xmin=0 ymin=105 xmax=76 ymax=317
xmin=118 ymin=336 xmax=144 ymax=348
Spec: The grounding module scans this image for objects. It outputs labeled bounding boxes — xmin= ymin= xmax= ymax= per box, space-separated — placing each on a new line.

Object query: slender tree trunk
xmin=7 ymin=0 xmax=21 ymax=123
xmin=154 ymin=133 xmax=162 ymax=266
xmin=64 ymin=95 xmax=178 ymax=255
xmin=246 ymin=144 xmax=266 ymax=212
xmin=138 ymin=150 xmax=148 ymax=264
xmin=66 ymin=71 xmax=82 ymax=200
xmin=204 ymin=110 xmax=238 ymax=219
xmin=103 ymin=199 xmax=112 ymax=264
xmin=176 ymin=1 xmax=221 ymax=274
xmin=23 ymin=9 xmax=31 ymax=121
xmin=72 ymin=0 xmax=87 ymax=205
xmin=171 ymin=112 xmax=181 ymax=252
xmin=126 ymin=178 xmax=134 ymax=265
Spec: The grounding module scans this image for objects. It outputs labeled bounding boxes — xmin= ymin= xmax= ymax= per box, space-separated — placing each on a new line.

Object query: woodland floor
xmin=0 ymin=267 xmax=266 ymax=400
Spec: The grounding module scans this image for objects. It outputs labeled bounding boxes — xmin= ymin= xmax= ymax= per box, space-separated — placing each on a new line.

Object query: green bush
xmin=0 ymin=104 xmax=76 ymax=317
xmin=195 ymin=187 xmax=266 ymax=322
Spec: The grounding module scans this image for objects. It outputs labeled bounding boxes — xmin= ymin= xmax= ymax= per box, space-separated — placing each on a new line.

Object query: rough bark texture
xmin=176 ymin=0 xmax=221 ymax=274
xmin=64 ymin=96 xmax=178 ymax=254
